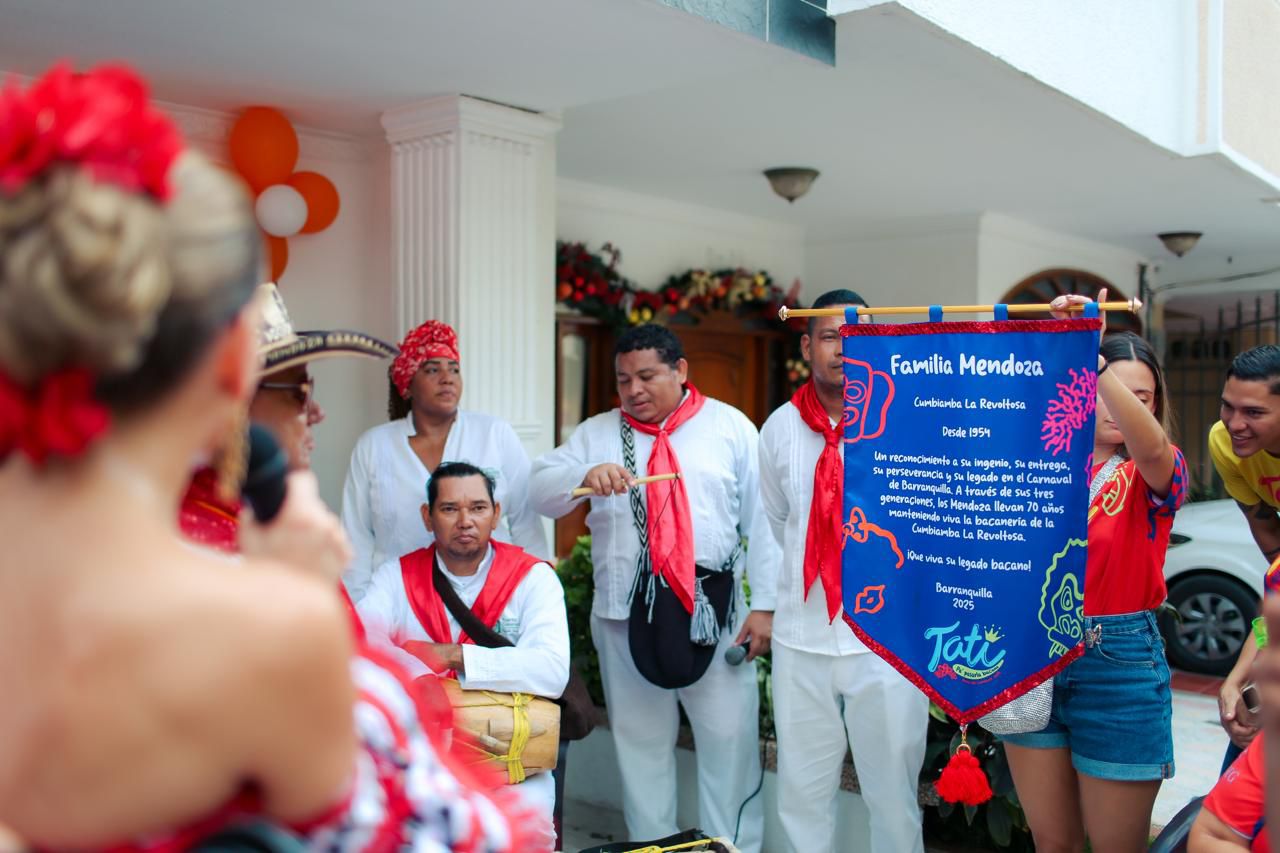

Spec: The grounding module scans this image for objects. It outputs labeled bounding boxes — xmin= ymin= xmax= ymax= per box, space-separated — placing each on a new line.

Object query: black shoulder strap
xmin=432 ymin=561 xmax=514 ymax=650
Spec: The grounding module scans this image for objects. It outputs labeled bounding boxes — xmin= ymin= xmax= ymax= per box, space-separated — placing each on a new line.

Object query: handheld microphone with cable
xmin=241 ymin=424 xmax=289 ymax=523
xmin=724 ymin=640 xmax=752 ymax=666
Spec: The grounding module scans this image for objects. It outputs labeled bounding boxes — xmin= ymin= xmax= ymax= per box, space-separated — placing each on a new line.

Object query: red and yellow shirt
xmin=1084 ymin=447 xmax=1188 ymax=616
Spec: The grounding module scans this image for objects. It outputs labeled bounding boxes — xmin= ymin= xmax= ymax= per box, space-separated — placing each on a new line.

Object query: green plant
xmin=921 ymin=704 xmax=1033 ymax=851
xmin=555 ymin=535 xmax=604 ymax=706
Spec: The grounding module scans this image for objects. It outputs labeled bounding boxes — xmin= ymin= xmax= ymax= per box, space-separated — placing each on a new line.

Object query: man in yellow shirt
xmin=1210 ymin=344 xmax=1280 ymax=772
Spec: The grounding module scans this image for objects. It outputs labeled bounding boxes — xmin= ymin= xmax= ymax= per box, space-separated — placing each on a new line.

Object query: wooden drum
xmin=441 ymin=679 xmax=560 ymax=783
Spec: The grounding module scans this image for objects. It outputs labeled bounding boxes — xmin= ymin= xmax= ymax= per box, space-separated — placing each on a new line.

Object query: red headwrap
xmin=391 ymin=320 xmax=460 ymax=398
xmin=0 ymin=63 xmax=181 ymax=465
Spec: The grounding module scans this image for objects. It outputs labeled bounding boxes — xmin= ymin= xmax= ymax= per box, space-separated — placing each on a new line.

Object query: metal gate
xmin=1163 ymin=292 xmax=1280 ymax=500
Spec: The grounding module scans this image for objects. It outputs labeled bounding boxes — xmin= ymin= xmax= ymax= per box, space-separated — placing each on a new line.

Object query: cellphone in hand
xmin=1241 ymin=682 xmax=1262 ymax=714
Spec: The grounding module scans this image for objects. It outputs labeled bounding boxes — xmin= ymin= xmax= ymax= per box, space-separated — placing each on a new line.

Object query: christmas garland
xmin=556 ymin=240 xmax=812 ymax=392
xmin=556 ymin=240 xmax=807 ymax=328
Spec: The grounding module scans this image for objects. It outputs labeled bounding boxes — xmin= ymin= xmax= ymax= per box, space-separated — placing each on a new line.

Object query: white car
xmin=1162 ymin=498 xmax=1269 ymax=675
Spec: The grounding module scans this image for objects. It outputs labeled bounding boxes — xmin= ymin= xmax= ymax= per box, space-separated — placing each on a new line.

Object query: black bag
xmin=627 ymin=566 xmax=734 ymax=690
xmin=433 ymin=564 xmax=598 ymax=741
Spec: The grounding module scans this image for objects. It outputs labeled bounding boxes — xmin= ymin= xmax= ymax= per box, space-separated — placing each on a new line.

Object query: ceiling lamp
xmin=764 ymin=167 xmax=820 ymax=204
xmin=1157 ymin=231 xmax=1202 ymax=258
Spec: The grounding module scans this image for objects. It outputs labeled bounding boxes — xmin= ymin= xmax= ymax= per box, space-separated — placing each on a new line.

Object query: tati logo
xmin=926 ymin=622 xmax=1006 ymax=683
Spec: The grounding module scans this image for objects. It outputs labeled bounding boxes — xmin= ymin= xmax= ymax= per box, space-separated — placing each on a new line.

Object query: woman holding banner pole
xmin=1002 ymin=291 xmax=1188 ymax=853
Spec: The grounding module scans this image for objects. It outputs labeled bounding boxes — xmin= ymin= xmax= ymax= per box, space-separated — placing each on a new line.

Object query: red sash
xmin=792 ymin=380 xmax=846 ymax=623
xmin=400 ymin=542 xmax=540 ymax=646
xmin=619 ymin=384 xmax=706 ymax=614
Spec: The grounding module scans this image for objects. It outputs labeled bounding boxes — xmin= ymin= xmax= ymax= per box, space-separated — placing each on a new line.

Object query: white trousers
xmin=510 ymin=771 xmax=556 ymax=853
xmin=591 ymin=614 xmax=763 ymax=853
xmin=772 ymin=643 xmax=929 ymax=853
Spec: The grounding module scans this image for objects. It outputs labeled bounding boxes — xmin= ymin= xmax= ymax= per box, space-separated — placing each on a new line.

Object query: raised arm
xmin=1096 ymin=355 xmax=1177 ymax=497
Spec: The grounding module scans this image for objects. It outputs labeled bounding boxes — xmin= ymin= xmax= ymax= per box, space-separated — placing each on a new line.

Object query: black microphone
xmin=242 ymin=424 xmax=289 ymax=523
xmin=724 ymin=640 xmax=751 ymax=666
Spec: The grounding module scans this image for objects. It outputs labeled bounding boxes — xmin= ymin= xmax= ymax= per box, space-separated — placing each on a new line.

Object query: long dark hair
xmin=1099 ymin=331 xmax=1174 ymax=440
xmin=387 ymin=370 xmax=409 ymax=421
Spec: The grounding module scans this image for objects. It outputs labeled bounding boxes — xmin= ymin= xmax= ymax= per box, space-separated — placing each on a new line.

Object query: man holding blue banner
xmin=759 ymin=289 xmax=929 ymax=853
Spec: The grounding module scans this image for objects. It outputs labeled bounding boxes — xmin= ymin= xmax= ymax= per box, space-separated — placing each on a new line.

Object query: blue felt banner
xmin=840 ymin=317 xmax=1102 ymax=722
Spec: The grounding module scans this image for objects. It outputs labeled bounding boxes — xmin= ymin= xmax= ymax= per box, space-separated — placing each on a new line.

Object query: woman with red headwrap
xmin=340 ymin=320 xmax=549 ymax=601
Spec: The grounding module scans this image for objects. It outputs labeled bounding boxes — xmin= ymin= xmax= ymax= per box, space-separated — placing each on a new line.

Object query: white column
xmin=381 ymin=96 xmax=560 ymax=455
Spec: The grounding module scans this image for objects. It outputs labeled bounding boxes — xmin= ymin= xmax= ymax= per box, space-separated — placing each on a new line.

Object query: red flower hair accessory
xmin=391 ymin=320 xmax=460 ymax=398
xmin=0 ymin=62 xmax=184 ymax=200
xmin=0 ymin=368 xmax=111 ymax=466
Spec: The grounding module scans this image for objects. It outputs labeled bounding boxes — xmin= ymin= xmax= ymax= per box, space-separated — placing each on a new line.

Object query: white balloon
xmin=255 ymin=184 xmax=307 ymax=237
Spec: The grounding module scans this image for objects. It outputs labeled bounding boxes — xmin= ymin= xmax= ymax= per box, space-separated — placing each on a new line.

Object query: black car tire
xmin=1160 ymin=574 xmax=1259 ymax=676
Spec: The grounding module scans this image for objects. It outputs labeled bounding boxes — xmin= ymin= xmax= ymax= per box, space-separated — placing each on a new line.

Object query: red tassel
xmin=934 ymin=740 xmax=993 ymax=806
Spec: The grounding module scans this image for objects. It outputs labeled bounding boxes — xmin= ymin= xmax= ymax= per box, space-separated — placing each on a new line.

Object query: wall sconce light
xmin=1157 ymin=231 xmax=1202 ymax=257
xmin=764 ymin=167 xmax=820 ymax=203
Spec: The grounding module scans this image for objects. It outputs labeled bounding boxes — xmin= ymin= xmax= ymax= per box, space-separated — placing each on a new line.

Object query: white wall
xmin=976 ymin=213 xmax=1145 ymax=304
xmin=557 ymin=178 xmax=806 ymax=291
xmin=172 ymin=104 xmax=392 ymax=509
xmin=801 ymin=212 xmax=1145 ymax=317
xmin=832 ymin=0 xmax=1199 ymax=154
xmin=804 ymin=216 xmax=983 ymax=309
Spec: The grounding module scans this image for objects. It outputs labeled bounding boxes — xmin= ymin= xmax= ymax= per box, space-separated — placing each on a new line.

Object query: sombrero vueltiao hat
xmin=257 ymin=283 xmax=398 ymax=374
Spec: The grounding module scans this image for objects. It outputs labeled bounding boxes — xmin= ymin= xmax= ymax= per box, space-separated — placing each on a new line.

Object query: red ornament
xmin=0 ymin=367 xmax=111 ymax=466
xmin=934 ymin=741 xmax=992 ymax=806
xmin=0 ymin=63 xmax=183 ymax=200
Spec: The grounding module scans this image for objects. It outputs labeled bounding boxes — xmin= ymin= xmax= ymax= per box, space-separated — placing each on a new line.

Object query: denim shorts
xmin=1000 ymin=610 xmax=1174 ymax=781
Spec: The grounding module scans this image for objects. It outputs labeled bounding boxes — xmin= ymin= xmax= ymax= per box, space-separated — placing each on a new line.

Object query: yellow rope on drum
xmin=457 ymin=691 xmax=532 ymax=784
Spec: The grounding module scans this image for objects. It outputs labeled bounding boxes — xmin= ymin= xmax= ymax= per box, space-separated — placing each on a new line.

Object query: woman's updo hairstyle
xmin=0 ymin=64 xmax=259 ymax=415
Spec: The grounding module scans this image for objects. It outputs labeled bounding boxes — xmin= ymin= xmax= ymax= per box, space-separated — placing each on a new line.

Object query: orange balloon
xmin=229 ymin=107 xmax=298 ymax=192
xmin=287 ymin=171 xmax=340 ymax=234
xmin=265 ymin=234 xmax=289 ymax=281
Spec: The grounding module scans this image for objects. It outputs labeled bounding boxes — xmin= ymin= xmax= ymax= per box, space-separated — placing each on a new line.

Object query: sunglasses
xmin=259 ymin=378 xmax=314 ymax=408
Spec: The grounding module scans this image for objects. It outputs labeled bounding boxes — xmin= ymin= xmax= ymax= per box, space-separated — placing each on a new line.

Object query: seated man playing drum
xmin=358 ymin=461 xmax=570 ymax=851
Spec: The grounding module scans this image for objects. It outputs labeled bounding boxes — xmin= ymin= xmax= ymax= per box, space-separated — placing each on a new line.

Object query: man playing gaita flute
xmin=759 ymin=290 xmax=929 ymax=853
xmin=529 ymin=324 xmax=780 ymax=853
xmin=357 ymin=462 xmax=569 ymax=852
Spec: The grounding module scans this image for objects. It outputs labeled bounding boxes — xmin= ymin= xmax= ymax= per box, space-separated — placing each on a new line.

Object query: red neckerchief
xmin=619 ymin=384 xmax=707 ymax=614
xmin=177 ymin=467 xmax=366 ymax=641
xmin=791 ymin=380 xmax=845 ymax=623
xmin=400 ymin=542 xmax=540 ymax=648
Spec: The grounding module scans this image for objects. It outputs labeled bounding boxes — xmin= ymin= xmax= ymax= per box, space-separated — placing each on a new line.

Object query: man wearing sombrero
xmin=179 ymin=283 xmax=397 ymax=552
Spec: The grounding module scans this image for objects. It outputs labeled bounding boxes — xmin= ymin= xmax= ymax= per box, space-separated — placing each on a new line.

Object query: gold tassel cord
xmin=778 ymin=298 xmax=1142 ymax=321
